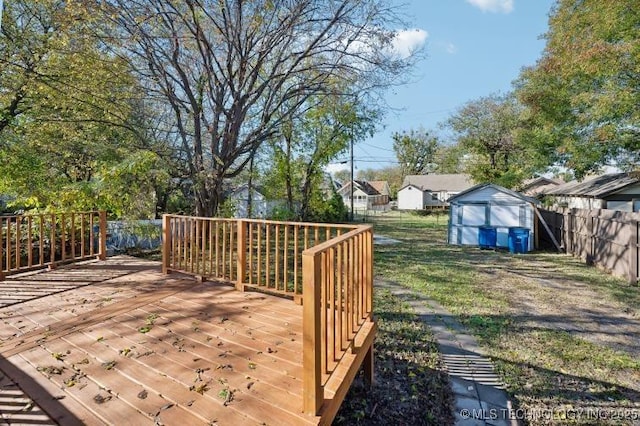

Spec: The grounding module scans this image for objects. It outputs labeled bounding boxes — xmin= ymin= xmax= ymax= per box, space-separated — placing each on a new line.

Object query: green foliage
xmin=392 ymin=128 xmax=440 ymax=177
xmin=0 ymin=0 xmax=173 ymax=219
xmin=218 ymin=197 xmax=237 ymax=219
xmin=307 ymin=191 xmax=348 ymax=223
xmin=268 ymin=205 xmax=298 ymax=222
xmin=263 ymin=93 xmax=378 ymax=221
xmin=445 ymin=93 xmax=530 ymax=188
xmin=515 ymin=0 xmax=640 ymax=177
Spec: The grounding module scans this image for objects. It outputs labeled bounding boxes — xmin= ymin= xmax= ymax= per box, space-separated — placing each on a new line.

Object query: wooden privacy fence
xmin=539 ymin=207 xmax=639 ymax=284
xmin=0 ymin=211 xmax=107 ymax=279
xmin=161 ymin=214 xmax=376 ymax=418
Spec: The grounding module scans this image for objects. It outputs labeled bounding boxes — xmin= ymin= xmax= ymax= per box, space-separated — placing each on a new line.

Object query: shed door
xmin=461 ymin=205 xmax=485 ymax=226
xmin=489 ymin=205 xmax=520 ymax=227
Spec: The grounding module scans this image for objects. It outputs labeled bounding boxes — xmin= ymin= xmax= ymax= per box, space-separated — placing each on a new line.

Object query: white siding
xmin=398 ymin=185 xmax=425 ymax=210
xmin=232 ymin=188 xmax=268 ymax=218
xmin=607 ymin=201 xmax=633 ymax=212
xmin=613 ymin=183 xmax=640 ymax=195
xmin=453 ymin=186 xmax=519 ymax=204
xmin=490 ymin=205 xmax=519 ymax=227
xmin=461 ymin=205 xmax=485 ymax=225
xmin=448 ymin=185 xmax=536 ymax=250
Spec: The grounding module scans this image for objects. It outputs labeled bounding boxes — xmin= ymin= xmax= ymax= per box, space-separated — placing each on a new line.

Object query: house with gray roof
xmin=546 ymin=172 xmax=640 ymax=212
xmin=520 ymin=176 xmax=564 ymax=198
xmin=397 ymin=174 xmax=474 ymax=210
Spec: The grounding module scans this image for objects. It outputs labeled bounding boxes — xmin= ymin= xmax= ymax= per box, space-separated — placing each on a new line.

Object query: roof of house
xmin=521 ymin=176 xmax=564 ymax=189
xmin=520 ymin=176 xmax=565 ymax=196
xmin=546 ymin=172 xmax=640 ymax=198
xmin=228 ymin=183 xmax=266 ymax=196
xmin=368 ymin=181 xmax=389 ymax=195
xmin=400 ymin=174 xmax=473 ymax=192
xmin=448 ymin=183 xmax=540 ymax=204
xmin=338 ymin=180 xmax=381 ymax=196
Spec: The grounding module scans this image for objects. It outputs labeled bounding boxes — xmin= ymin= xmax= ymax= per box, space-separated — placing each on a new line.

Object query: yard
xmin=357 ymin=212 xmax=640 ymax=425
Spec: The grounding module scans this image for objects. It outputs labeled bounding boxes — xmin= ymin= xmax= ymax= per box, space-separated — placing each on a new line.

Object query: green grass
xmin=369 ymin=212 xmax=640 ymax=425
xmin=336 ymin=288 xmax=454 ymax=425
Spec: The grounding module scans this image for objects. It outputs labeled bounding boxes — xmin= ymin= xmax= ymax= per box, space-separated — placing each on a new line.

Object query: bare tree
xmin=100 ymin=0 xmax=412 ymax=215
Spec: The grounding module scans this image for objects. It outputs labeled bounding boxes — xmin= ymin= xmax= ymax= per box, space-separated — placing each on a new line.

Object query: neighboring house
xmin=338 ymin=180 xmax=389 ymax=212
xmin=448 ymin=183 xmax=539 ymax=251
xmin=228 ymin=184 xmax=272 ymax=218
xmin=397 ymin=174 xmax=473 ymax=210
xmin=546 ymin=172 xmax=640 ymax=212
xmin=520 ymin=176 xmax=564 ymax=198
xmin=367 ymin=181 xmax=391 ymax=204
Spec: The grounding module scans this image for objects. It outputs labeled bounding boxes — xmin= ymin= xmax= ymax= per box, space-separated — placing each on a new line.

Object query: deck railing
xmin=0 ymin=211 xmax=107 ymax=279
xmin=161 ymin=215 xmax=375 ymax=417
xmin=162 ymin=215 xmax=357 ymax=296
xmin=302 ymin=224 xmax=374 ymax=415
xmin=162 ymin=215 xmax=239 ymax=282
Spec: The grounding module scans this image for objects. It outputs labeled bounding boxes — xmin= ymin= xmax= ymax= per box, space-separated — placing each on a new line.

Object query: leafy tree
xmin=445 ymin=93 xmax=528 ymax=188
xmin=434 ymin=143 xmax=465 ymax=174
xmin=333 ymin=169 xmax=351 ymax=186
xmin=100 ymin=0 xmax=414 ymax=216
xmin=0 ymin=0 xmax=178 ymax=218
xmin=263 ymin=94 xmax=377 ymax=221
xmin=392 ymin=128 xmax=439 ymax=177
xmin=516 ymin=0 xmax=640 ymax=177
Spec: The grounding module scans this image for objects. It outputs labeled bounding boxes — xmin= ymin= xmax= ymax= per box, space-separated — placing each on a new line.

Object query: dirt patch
xmin=482 ymin=255 xmax=640 ymax=358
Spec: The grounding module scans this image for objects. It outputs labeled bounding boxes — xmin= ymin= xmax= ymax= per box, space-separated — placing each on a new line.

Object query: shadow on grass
xmin=335 ymin=290 xmax=454 ymax=426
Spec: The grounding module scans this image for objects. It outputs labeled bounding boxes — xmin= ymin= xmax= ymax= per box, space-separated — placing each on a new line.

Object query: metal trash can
xmin=478 ymin=226 xmax=497 ymax=249
xmin=508 ymin=227 xmax=530 ymax=254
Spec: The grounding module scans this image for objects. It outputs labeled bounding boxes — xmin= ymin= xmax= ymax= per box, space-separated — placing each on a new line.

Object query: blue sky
xmin=333 ymin=0 xmax=555 ymax=173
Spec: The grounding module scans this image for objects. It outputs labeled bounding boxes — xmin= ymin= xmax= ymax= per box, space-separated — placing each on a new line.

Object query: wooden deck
xmin=0 ymin=256 xmax=344 ymax=425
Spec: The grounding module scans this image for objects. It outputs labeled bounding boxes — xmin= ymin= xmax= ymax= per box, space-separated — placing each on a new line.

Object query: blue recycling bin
xmin=508 ymin=227 xmax=530 ymax=254
xmin=478 ymin=226 xmax=497 ymax=249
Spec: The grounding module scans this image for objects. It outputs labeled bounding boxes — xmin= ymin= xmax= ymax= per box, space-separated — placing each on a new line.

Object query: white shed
xmin=448 ymin=183 xmax=539 ymax=251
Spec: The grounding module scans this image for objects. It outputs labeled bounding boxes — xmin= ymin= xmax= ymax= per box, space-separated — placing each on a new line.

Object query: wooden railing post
xmin=236 ymin=219 xmax=246 ymax=291
xmin=98 ymin=211 xmax=107 ymax=260
xmin=302 ymin=251 xmax=323 ymax=415
xmin=162 ymin=214 xmax=171 ymax=275
xmin=0 ymin=220 xmax=4 ymax=279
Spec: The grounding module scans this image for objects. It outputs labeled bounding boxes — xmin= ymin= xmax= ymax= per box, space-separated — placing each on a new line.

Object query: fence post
xmin=236 ymin=219 xmax=246 ymax=291
xmin=98 ymin=211 xmax=107 ymax=261
xmin=630 ymin=220 xmax=639 ymax=286
xmin=302 ymin=250 xmax=322 ymax=415
xmin=162 ymin=215 xmax=171 ymax=275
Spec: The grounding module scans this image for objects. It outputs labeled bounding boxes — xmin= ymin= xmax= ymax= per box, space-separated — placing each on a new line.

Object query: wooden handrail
xmin=161 ymin=215 xmax=375 ymax=417
xmin=0 ymin=211 xmax=107 ymax=279
xmin=301 ymin=224 xmax=374 ymax=415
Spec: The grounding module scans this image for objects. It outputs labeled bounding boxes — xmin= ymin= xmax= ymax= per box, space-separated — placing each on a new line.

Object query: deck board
xmin=0 ymin=256 xmax=340 ymax=425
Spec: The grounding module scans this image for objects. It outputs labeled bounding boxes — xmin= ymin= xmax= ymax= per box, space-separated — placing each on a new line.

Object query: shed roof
xmin=546 ymin=173 xmax=640 ymax=198
xmin=448 ymin=183 xmax=540 ymax=204
xmin=400 ymin=174 xmax=473 ymax=192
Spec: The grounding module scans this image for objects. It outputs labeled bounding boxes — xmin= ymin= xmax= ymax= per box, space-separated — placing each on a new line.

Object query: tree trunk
xmin=247 ymin=155 xmax=255 ymax=218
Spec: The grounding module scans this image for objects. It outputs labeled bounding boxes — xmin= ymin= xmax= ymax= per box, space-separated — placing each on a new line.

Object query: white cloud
xmin=466 ymin=0 xmax=514 ymax=14
xmin=390 ymin=29 xmax=428 ymax=59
